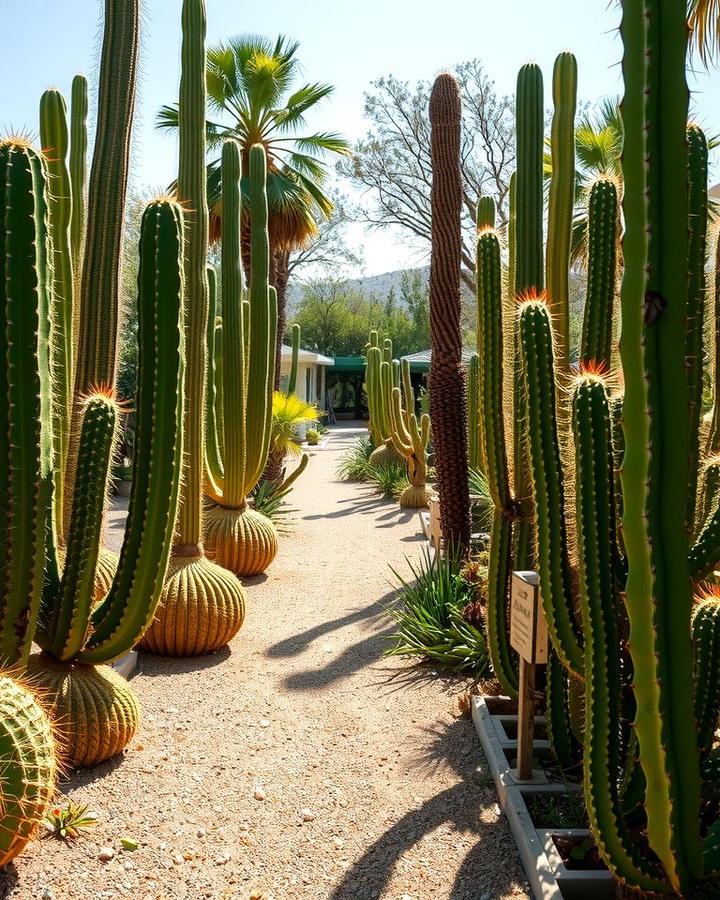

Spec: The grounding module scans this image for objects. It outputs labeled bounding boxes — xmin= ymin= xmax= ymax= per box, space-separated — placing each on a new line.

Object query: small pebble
xmin=98 ymin=847 xmax=115 ymax=862
xmin=301 ymin=809 xmax=315 ymax=822
xmin=41 ymin=890 xmax=54 ymax=900
xmin=171 ymin=852 xmax=184 ymax=865
xmin=259 ymin=719 xmax=270 ymax=728
xmin=250 ymin=891 xmax=263 ymax=900
xmin=123 ymin=860 xmax=134 ymax=871
xmin=333 ymin=837 xmax=344 ymax=849
xmin=197 ymin=828 xmax=206 ymax=837
xmin=254 ymin=786 xmax=266 ymax=801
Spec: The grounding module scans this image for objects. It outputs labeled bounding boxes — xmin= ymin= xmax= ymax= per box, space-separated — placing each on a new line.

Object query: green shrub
xmin=386 ymin=552 xmax=491 ymax=674
xmin=336 ymin=434 xmax=375 ymax=481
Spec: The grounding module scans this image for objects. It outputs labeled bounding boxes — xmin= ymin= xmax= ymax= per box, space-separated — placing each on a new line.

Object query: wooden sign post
xmin=510 ymin=571 xmax=548 ymax=781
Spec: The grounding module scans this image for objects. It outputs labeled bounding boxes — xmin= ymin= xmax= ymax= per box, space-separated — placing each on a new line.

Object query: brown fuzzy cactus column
xmin=428 ymin=74 xmax=471 ymax=555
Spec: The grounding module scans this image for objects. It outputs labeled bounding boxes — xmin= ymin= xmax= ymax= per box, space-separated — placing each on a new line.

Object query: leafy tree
xmin=339 ymin=61 xmax=515 ymax=291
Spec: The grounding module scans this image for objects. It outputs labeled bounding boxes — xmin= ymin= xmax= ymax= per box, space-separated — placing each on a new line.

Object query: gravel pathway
xmin=5 ymin=424 xmax=529 ymax=900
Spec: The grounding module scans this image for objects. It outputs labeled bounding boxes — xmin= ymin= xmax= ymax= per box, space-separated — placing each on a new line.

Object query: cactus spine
xmin=203 ymin=141 xmax=280 ymax=577
xmin=545 ymin=52 xmax=577 ymax=376
xmin=388 ymin=359 xmax=432 ymax=508
xmin=147 ymin=0 xmax=246 ymax=657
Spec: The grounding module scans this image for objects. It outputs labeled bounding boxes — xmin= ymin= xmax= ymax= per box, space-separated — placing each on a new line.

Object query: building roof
xmin=400 ymin=348 xmax=476 ymax=372
xmin=280 ymin=345 xmax=334 ymax=367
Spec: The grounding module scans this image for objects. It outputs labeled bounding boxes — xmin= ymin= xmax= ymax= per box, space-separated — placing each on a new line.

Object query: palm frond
xmin=688 ymin=0 xmax=720 ymax=64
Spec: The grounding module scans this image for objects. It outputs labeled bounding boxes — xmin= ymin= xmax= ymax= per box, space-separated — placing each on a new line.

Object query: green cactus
xmin=388 ymin=359 xmax=432 ymax=508
xmin=147 ymin=0 xmax=246 ymax=658
xmin=467 ymin=353 xmax=482 ymax=472
xmin=366 ymin=336 xmax=403 ymax=467
xmin=32 ymin=197 xmax=186 ymax=765
xmin=40 ymin=89 xmax=74 ymax=536
xmin=686 ymin=123 xmax=709 ymax=526
xmin=692 ymin=592 xmax=720 ymax=756
xmin=204 ymin=266 xmax=224 ymax=492
xmin=203 ymin=140 xmax=280 ymax=577
xmin=476 ymin=196 xmax=496 ymax=230
xmin=69 ymin=73 xmax=88 ymax=338
xmin=545 ymin=52 xmax=577 ymax=376
xmin=519 ymin=299 xmax=583 ymax=678
xmin=288 ymin=323 xmax=301 ymax=395
xmin=580 ymin=178 xmax=618 ymax=369
xmin=476 ymin=228 xmax=518 ymax=696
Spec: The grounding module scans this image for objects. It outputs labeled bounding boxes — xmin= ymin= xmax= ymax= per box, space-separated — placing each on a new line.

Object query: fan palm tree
xmin=158 ymin=34 xmax=351 ymax=384
xmin=688 ymin=0 xmax=720 ymax=64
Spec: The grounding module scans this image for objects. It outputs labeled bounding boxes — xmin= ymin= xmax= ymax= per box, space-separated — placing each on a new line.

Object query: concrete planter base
xmin=472 ymin=695 xmax=613 ymax=900
xmin=111 ymin=650 xmax=138 ymax=680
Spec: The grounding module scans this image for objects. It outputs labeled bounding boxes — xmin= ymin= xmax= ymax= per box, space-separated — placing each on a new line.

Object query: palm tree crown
xmin=158 ymin=34 xmax=350 ymax=247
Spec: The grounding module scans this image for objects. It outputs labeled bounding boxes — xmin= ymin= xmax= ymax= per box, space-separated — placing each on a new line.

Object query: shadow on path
xmin=329 ymin=719 xmax=527 ymax=900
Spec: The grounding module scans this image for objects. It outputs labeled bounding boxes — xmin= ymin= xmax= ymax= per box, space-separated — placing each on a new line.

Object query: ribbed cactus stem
xmin=78 ymin=198 xmax=186 ymax=663
xmin=0 ymin=141 xmax=53 ymax=667
xmin=204 ymin=266 xmax=224 ymax=493
xmin=467 ymin=353 xmax=481 ymax=471
xmin=476 ymin=196 xmax=496 ymax=230
xmin=514 ymin=65 xmax=544 ymax=568
xmin=708 ymin=233 xmax=720 ymax=456
xmin=580 ymin=178 xmax=618 ymax=369
xmin=175 ymin=0 xmax=208 ymax=547
xmin=686 ymin=123 xmax=708 ymax=526
xmin=69 ymin=74 xmax=88 ymax=328
xmin=618 ymin=0 xmax=701 ymax=890
xmin=219 ymin=140 xmax=246 ymax=508
xmin=545 ymin=52 xmax=576 ymax=376
xmin=40 ymin=89 xmax=74 ymax=536
xmin=519 ymin=299 xmax=583 ymax=677
xmin=41 ymin=395 xmax=117 ymax=662
xmin=288 ymin=323 xmax=300 ymax=395
xmin=243 ymin=144 xmax=278 ymax=494
xmin=692 ymin=592 xmax=720 ymax=755
xmin=476 ymin=228 xmax=517 ymax=695
xmin=573 ymin=372 xmax=663 ymax=889
xmin=74 ymin=0 xmax=139 ymax=392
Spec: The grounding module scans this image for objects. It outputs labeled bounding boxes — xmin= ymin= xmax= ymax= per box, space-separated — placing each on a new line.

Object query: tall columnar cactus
xmin=30 ymin=197 xmax=187 ymax=766
xmin=580 ymin=178 xmax=618 ymax=369
xmin=686 ymin=123 xmax=709 ymax=527
xmin=545 ymin=52 xmax=577 ymax=377
xmin=69 ymin=74 xmax=88 ymax=300
xmin=388 ymin=359 xmax=432 ymax=508
xmin=203 ymin=140 xmax=280 ymax=577
xmin=428 ymin=73 xmax=471 ymax=555
xmin=144 ymin=0 xmax=246 ymax=657
xmin=40 ymin=89 xmax=74 ymax=536
xmin=476 ymin=195 xmax=496 ymax=230
xmin=708 ymin=233 xmax=720 ymax=457
xmin=476 ymin=228 xmax=518 ymax=696
xmin=204 ymin=266 xmax=224 ymax=492
xmin=513 ymin=63 xmax=545 ymax=570
xmin=0 ymin=139 xmax=64 ymax=859
xmin=366 ymin=335 xmax=403 ymax=466
xmin=288 ymin=322 xmax=301 ymax=395
xmin=467 ymin=353 xmax=482 ymax=472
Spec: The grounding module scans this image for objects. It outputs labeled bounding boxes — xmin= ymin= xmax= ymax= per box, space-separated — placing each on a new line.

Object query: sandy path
xmin=4 ymin=425 xmax=529 ymax=900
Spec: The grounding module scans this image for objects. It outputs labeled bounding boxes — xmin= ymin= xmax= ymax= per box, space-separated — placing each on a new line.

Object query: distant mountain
xmin=346 ymin=266 xmax=429 ymax=299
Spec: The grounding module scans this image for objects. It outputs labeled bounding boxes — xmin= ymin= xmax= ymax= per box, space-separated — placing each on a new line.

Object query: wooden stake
xmin=517 ymin=657 xmax=536 ymax=780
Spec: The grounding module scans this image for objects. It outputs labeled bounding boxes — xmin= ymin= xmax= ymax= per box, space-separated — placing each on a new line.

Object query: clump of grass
xmin=386 ymin=552 xmax=491 ymax=674
xmin=337 ymin=434 xmax=375 ymax=481
xmin=365 ymin=461 xmax=409 ymax=499
xmin=45 ymin=802 xmax=97 ymax=840
xmin=250 ymin=479 xmax=297 ymax=533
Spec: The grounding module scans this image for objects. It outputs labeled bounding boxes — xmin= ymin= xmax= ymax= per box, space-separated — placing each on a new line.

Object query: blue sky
xmin=2 ymin=0 xmax=719 ymax=275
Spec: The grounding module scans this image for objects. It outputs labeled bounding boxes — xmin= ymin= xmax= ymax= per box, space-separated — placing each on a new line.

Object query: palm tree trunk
xmin=428 ymin=74 xmax=471 ymax=557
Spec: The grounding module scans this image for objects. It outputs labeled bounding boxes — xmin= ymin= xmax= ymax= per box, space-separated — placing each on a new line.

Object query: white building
xmin=279 ymin=345 xmax=334 ymax=412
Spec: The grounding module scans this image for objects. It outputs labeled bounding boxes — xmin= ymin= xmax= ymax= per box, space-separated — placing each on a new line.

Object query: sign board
xmin=428 ymin=497 xmax=442 ymax=553
xmin=510 ymin=571 xmax=548 ymax=664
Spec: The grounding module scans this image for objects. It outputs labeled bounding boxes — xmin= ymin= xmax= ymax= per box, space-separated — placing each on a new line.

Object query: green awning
xmin=332 ymin=356 xmax=366 ymax=373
